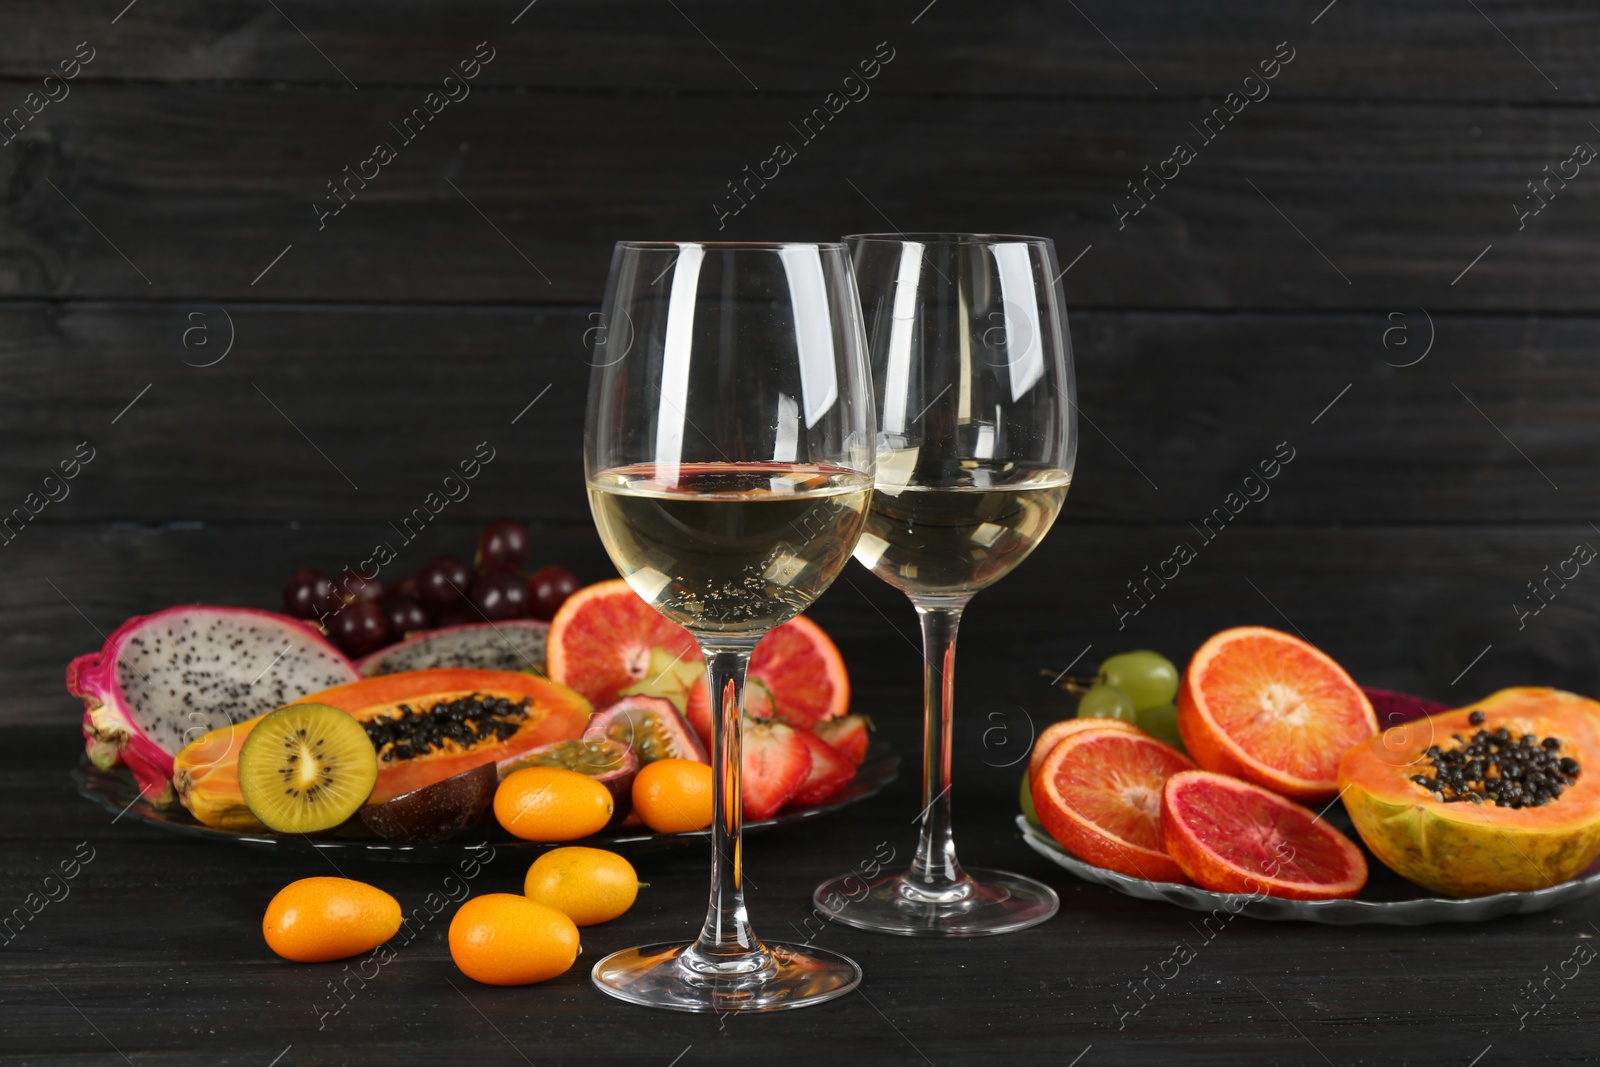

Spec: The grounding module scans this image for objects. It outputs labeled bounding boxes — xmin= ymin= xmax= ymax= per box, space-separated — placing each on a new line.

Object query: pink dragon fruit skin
xmin=67 ymin=606 xmax=360 ymax=805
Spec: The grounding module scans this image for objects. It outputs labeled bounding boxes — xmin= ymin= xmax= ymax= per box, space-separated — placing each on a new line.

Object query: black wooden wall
xmin=5 ymin=1 xmax=1600 ymax=727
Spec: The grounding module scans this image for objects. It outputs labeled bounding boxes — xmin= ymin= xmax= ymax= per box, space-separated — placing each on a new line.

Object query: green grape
xmin=1136 ymin=702 xmax=1185 ymax=750
xmin=1097 ymin=650 xmax=1180 ymax=711
xmin=1020 ymin=771 xmax=1041 ymax=827
xmin=1077 ymin=684 xmax=1138 ymax=722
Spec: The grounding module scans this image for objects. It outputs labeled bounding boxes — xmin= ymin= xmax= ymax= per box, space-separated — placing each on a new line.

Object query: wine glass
xmin=813 ymin=233 xmax=1075 ymax=936
xmin=584 ymin=241 xmax=876 ymax=1011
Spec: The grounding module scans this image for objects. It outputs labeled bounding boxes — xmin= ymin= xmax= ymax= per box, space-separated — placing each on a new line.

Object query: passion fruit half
xmin=585 ymin=695 xmax=707 ymax=766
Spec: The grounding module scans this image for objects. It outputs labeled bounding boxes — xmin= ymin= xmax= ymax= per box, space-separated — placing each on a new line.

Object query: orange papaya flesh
xmin=1339 ymin=687 xmax=1600 ymax=897
xmin=173 ymin=669 xmax=591 ymax=831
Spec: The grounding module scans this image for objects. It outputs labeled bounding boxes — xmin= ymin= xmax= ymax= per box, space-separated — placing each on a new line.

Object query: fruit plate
xmin=73 ymin=744 xmax=897 ymax=863
xmin=1017 ymin=813 xmax=1600 ymax=925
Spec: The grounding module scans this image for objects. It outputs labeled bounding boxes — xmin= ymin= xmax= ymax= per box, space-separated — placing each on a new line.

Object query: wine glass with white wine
xmin=585 ymin=241 xmax=876 ymax=1010
xmin=814 ymin=232 xmax=1076 ymax=936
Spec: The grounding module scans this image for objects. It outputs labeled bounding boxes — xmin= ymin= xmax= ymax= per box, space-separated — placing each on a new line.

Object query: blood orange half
xmin=546 ymin=580 xmax=700 ymax=709
xmin=547 ymin=580 xmax=851 ymax=745
xmin=1160 ymin=770 xmax=1368 ymax=900
xmin=1028 ymin=717 xmax=1144 ymax=780
xmin=1031 ymin=727 xmax=1195 ymax=883
xmin=688 ymin=615 xmax=849 ymax=739
xmin=1176 ymin=626 xmax=1376 ymax=802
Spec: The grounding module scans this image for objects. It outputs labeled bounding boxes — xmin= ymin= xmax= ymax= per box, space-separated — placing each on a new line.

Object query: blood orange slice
xmin=548 ymin=580 xmax=851 ymax=745
xmin=686 ymin=614 xmax=849 ymax=740
xmin=1177 ymin=626 xmax=1376 ymax=802
xmin=546 ymin=580 xmax=700 ymax=709
xmin=1031 ymin=727 xmax=1195 ymax=883
xmin=1028 ymin=717 xmax=1144 ymax=780
xmin=1160 ymin=770 xmax=1368 ymax=899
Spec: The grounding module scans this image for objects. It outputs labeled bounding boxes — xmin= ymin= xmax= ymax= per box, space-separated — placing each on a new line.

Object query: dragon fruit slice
xmin=67 ymin=606 xmax=359 ymax=804
xmin=355 ymin=619 xmax=548 ymax=676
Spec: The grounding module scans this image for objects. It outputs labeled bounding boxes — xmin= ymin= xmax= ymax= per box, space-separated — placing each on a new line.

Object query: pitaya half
xmin=67 ymin=606 xmax=360 ymax=804
xmin=355 ymin=619 xmax=548 ymax=676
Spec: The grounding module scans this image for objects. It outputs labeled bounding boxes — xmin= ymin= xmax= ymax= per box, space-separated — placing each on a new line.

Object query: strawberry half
xmin=814 ymin=714 xmax=871 ymax=766
xmin=790 ymin=730 xmax=856 ymax=808
xmin=741 ymin=718 xmax=812 ymax=820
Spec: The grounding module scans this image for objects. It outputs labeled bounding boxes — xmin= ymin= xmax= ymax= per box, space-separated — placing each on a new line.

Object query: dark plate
xmin=74 ymin=743 xmax=898 ymax=863
xmin=1019 ymin=809 xmax=1600 ymax=925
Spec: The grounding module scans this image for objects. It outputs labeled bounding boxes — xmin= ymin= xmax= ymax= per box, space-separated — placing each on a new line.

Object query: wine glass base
xmin=813 ymin=868 xmax=1059 ymax=937
xmin=591 ymin=941 xmax=862 ymax=1013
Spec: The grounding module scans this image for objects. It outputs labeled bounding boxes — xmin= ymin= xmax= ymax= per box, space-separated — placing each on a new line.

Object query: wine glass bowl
xmin=584 ymin=241 xmax=874 ymax=1011
xmin=814 ymin=232 xmax=1076 ymax=936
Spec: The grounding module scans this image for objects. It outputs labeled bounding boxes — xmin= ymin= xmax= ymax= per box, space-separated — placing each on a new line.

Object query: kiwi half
xmin=238 ymin=703 xmax=378 ymax=833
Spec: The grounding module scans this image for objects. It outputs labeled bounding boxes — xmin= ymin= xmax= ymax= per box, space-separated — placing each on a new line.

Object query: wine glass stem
xmin=686 ymin=640 xmax=767 ymax=973
xmin=907 ymin=598 xmax=972 ymax=891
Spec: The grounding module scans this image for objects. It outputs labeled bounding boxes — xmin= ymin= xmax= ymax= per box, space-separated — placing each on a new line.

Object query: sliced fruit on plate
xmin=173 ymin=668 xmax=591 ymax=830
xmin=546 ymin=578 xmax=851 ymax=744
xmin=814 ymin=714 xmax=872 ymax=766
xmin=1161 ymin=769 xmax=1368 ymax=900
xmin=790 ymin=729 xmax=856 ymax=807
xmin=1022 ymin=718 xmax=1145 ymax=827
xmin=585 ymin=695 xmax=707 ymax=766
xmin=359 ymin=763 xmax=498 ymax=844
xmin=356 ymin=619 xmax=549 ymax=676
xmin=67 ymin=606 xmax=360 ymax=804
xmin=238 ymin=703 xmax=378 ymax=834
xmin=1027 ymin=717 xmax=1143 ymax=780
xmin=1177 ymin=626 xmax=1377 ymax=802
xmin=742 ymin=718 xmax=812 ymax=820
xmin=685 ymin=615 xmax=851 ymax=741
xmin=546 ymin=579 xmax=701 ymax=709
xmin=618 ymin=645 xmax=706 ymax=713
xmin=1031 ymin=726 xmax=1195 ymax=883
xmin=1340 ymin=687 xmax=1600 ymax=897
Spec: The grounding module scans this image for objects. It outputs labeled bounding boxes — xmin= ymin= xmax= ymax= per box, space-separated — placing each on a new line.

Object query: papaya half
xmin=173 ymin=668 xmax=591 ymax=831
xmin=1339 ymin=687 xmax=1600 ymax=897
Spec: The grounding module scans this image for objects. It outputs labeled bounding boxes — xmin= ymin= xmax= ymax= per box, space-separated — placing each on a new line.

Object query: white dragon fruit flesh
xmin=355 ymin=619 xmax=548 ymax=676
xmin=67 ymin=606 xmax=359 ymax=804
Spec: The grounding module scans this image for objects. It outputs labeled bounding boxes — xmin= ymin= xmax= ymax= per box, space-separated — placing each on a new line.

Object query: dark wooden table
xmin=10 ymin=667 xmax=1600 ymax=1066
xmin=6 ymin=0 xmax=1600 ymax=1061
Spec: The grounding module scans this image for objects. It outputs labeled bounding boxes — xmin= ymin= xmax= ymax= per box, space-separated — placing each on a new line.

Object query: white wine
xmin=589 ymin=462 xmax=872 ymax=635
xmin=852 ymin=463 xmax=1071 ymax=597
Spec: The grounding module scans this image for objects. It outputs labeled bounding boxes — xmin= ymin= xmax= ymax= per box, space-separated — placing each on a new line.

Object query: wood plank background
xmin=4 ymin=3 xmax=1600 ymax=1063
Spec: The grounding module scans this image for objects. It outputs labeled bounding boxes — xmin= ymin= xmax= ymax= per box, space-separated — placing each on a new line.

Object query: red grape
xmin=417 ymin=555 xmax=473 ymax=610
xmin=282 ymin=567 xmax=340 ymax=620
xmin=391 ymin=574 xmax=423 ymax=601
xmin=382 ymin=594 xmax=432 ymax=637
xmin=527 ymin=565 xmax=581 ymax=621
xmin=337 ymin=570 xmax=385 ymax=605
xmin=477 ymin=519 xmax=531 ymax=572
xmin=469 ymin=571 xmax=530 ymax=621
xmin=330 ymin=600 xmax=392 ymax=656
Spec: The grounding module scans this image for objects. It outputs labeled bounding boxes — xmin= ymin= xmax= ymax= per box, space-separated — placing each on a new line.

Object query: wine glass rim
xmin=844 ymin=231 xmax=1054 ymax=246
xmin=614 ymin=240 xmax=848 ymax=251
